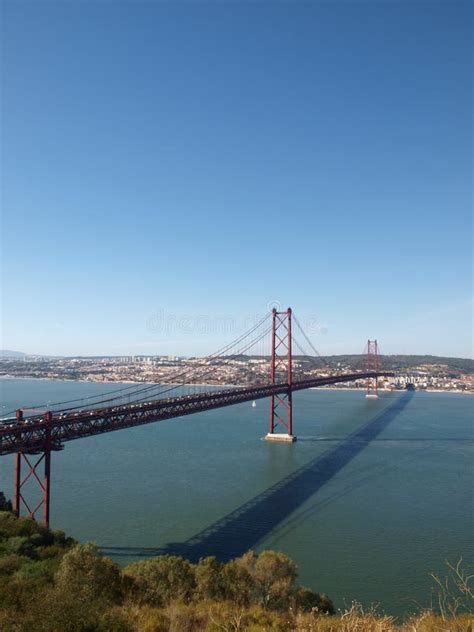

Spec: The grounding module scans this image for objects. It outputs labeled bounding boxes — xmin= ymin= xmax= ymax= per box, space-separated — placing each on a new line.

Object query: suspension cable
xmin=292 ymin=314 xmax=332 ymax=369
xmin=6 ymin=311 xmax=271 ymax=417
xmin=55 ymin=318 xmax=272 ymax=412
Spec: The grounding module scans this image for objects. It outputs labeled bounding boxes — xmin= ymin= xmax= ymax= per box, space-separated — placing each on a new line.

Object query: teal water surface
xmin=1 ymin=379 xmax=472 ymax=616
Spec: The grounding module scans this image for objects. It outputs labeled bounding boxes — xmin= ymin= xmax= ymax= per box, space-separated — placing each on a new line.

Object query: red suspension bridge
xmin=0 ymin=308 xmax=394 ymax=527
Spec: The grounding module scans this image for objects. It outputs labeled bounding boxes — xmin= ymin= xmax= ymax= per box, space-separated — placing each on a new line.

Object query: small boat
xmin=252 ymin=401 xmax=256 ymax=408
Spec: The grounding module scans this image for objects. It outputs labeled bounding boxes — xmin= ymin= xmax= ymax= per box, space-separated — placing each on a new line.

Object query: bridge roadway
xmin=0 ymin=372 xmax=394 ymax=456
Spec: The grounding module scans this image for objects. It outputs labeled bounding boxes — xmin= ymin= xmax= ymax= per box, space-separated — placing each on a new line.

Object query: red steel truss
xmin=13 ymin=410 xmax=52 ymax=526
xmin=1 ymin=373 xmax=393 ymax=457
xmin=366 ymin=339 xmax=379 ymax=398
xmin=2 ymin=372 xmax=395 ymax=526
xmin=268 ymin=308 xmax=293 ymax=435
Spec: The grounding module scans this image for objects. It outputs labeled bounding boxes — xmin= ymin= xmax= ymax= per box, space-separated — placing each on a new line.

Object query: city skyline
xmin=1 ymin=2 xmax=472 ymax=358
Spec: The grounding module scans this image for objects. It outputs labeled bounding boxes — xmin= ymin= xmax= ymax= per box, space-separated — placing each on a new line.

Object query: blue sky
xmin=1 ymin=1 xmax=472 ymax=358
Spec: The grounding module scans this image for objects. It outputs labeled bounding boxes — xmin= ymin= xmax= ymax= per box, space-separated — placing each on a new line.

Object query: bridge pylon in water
xmin=13 ymin=409 xmax=52 ymax=527
xmin=366 ymin=339 xmax=379 ymax=399
xmin=265 ymin=307 xmax=296 ymax=442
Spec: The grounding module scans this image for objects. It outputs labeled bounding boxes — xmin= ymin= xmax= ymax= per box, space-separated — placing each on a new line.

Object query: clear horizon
xmin=1 ymin=2 xmax=472 ymax=358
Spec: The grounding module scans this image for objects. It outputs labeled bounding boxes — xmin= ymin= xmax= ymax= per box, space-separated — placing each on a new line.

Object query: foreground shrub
xmin=0 ymin=553 xmax=24 ymax=576
xmin=124 ymin=554 xmax=196 ymax=607
xmin=220 ymin=556 xmax=255 ymax=606
xmin=56 ymin=542 xmax=124 ymax=606
xmin=292 ymin=586 xmax=335 ymax=615
xmin=195 ymin=556 xmax=225 ymax=601
xmin=119 ymin=604 xmax=170 ymax=632
xmin=251 ymin=550 xmax=298 ymax=609
xmin=222 ymin=550 xmax=334 ymax=614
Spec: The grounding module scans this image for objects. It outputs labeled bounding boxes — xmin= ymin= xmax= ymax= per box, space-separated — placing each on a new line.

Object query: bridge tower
xmin=366 ymin=339 xmax=379 ymax=399
xmin=13 ymin=410 xmax=52 ymax=527
xmin=265 ymin=308 xmax=296 ymax=442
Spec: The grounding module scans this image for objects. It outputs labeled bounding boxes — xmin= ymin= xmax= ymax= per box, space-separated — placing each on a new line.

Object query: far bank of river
xmin=0 ymin=374 xmax=472 ymax=396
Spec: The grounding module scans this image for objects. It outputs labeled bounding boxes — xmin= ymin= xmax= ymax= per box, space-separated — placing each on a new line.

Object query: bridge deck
xmin=0 ymin=372 xmax=393 ymax=455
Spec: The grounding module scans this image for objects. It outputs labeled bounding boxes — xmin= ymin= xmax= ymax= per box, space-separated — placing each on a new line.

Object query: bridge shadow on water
xmin=103 ymin=392 xmax=413 ymax=563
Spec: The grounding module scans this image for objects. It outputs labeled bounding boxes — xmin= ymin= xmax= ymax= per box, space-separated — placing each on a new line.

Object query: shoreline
xmin=1 ymin=375 xmax=472 ymax=395
xmin=315 ymin=386 xmax=473 ymax=395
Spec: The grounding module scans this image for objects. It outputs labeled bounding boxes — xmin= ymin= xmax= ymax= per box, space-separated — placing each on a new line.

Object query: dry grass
xmin=116 ymin=601 xmax=473 ymax=632
xmin=295 ymin=604 xmax=473 ymax=631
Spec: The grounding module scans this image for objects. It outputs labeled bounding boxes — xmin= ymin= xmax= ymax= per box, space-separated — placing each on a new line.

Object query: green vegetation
xmin=323 ymin=354 xmax=474 ymax=374
xmin=0 ymin=511 xmax=471 ymax=631
xmin=247 ymin=353 xmax=474 ymax=375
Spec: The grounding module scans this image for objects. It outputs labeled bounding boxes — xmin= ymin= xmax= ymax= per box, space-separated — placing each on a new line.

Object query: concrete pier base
xmin=265 ymin=433 xmax=297 ymax=443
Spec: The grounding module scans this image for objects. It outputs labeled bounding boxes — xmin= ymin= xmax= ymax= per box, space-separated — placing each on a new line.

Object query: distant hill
xmin=0 ymin=350 xmax=26 ymax=358
xmin=1 ymin=351 xmax=472 ymax=374
xmin=320 ymin=354 xmax=474 ymax=374
xmin=235 ymin=353 xmax=474 ymax=374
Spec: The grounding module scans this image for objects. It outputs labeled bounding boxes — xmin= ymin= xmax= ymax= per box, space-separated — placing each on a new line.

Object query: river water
xmin=0 ymin=378 xmax=472 ymax=616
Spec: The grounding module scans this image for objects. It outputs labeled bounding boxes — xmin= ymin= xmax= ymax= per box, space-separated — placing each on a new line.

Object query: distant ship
xmin=252 ymin=401 xmax=256 ymax=407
